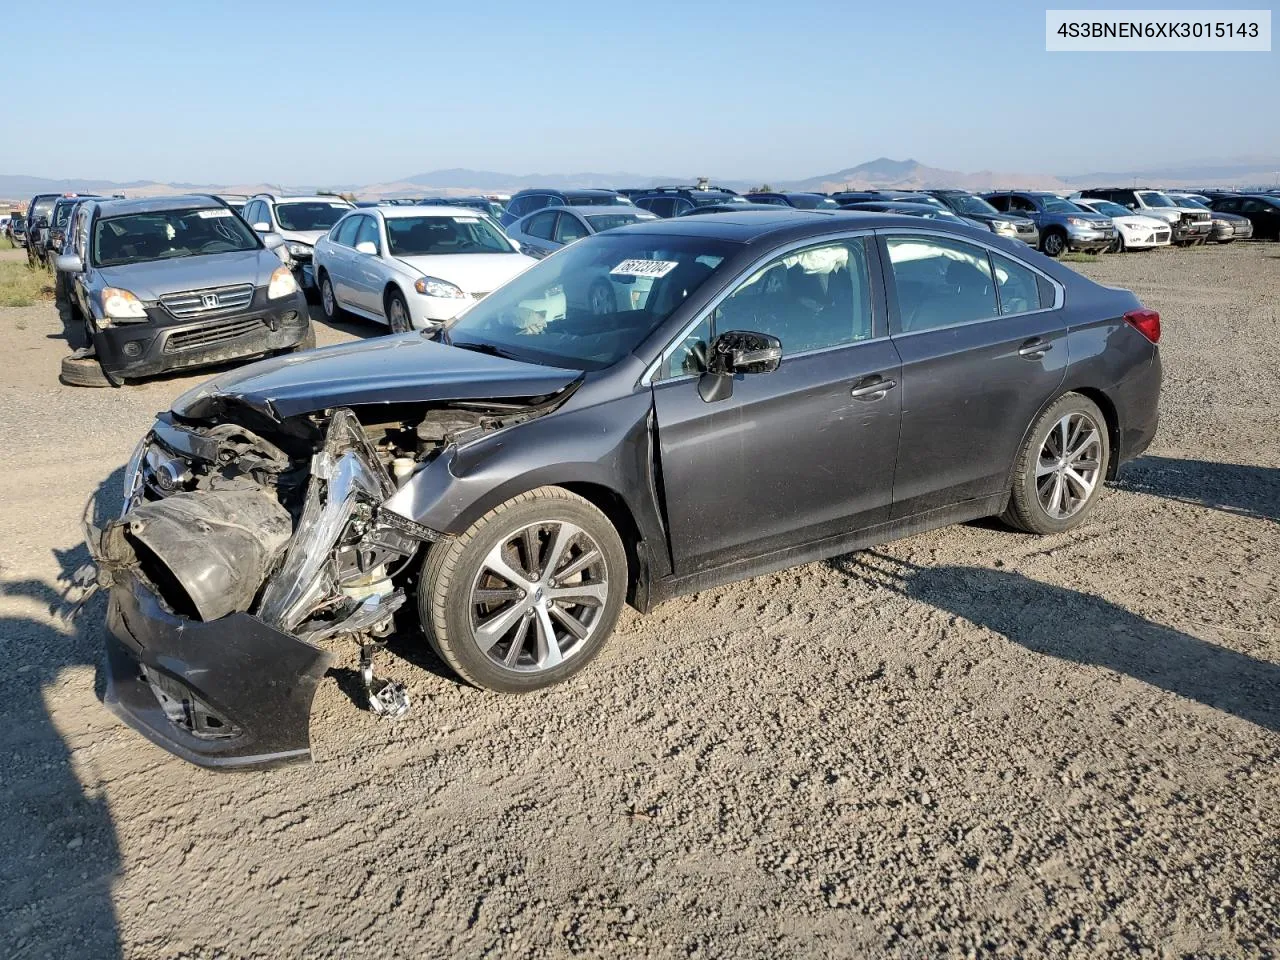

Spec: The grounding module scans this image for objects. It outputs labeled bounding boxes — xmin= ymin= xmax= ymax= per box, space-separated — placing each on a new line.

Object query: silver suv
xmin=55 ymin=196 xmax=312 ymax=385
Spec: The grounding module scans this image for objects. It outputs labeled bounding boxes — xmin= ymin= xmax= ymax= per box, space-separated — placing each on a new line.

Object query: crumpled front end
xmin=88 ymin=407 xmax=437 ymax=769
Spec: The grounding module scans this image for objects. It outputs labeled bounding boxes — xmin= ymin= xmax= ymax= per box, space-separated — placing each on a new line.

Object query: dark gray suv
xmin=55 ymin=196 xmax=313 ymax=385
xmin=88 ymin=210 xmax=1162 ymax=768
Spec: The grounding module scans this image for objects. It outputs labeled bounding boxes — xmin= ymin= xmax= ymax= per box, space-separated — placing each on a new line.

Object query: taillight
xmin=1124 ymin=308 xmax=1161 ymax=344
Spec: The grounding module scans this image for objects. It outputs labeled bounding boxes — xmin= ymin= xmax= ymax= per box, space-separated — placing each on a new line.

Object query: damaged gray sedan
xmin=87 ymin=211 xmax=1162 ymax=768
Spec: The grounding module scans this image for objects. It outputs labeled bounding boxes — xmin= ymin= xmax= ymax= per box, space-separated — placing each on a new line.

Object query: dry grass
xmin=1061 ymin=252 xmax=1100 ymax=263
xmin=0 ymin=256 xmax=55 ymax=307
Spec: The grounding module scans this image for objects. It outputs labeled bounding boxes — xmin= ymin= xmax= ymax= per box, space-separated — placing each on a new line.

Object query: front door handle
xmin=850 ymin=376 xmax=897 ymax=401
xmin=1018 ymin=338 xmax=1053 ymax=359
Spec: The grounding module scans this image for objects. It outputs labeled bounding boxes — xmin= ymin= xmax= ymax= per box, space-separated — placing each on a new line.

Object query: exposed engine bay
xmin=83 ymin=386 xmax=574 ymax=764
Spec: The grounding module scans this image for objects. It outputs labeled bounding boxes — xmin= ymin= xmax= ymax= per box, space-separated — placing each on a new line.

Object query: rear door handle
xmin=1018 ymin=338 xmax=1053 ymax=359
xmin=850 ymin=376 xmax=897 ymax=401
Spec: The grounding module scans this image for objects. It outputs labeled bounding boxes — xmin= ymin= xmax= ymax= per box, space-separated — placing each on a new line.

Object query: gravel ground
xmin=0 ymin=243 xmax=1276 ymax=960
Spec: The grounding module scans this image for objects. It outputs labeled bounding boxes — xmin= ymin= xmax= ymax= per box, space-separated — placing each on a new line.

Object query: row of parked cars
xmin=12 ymin=181 xmax=1279 ymax=388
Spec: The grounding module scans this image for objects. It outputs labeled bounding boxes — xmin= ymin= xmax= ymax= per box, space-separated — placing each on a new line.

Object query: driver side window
xmin=655 ymin=238 xmax=875 ymax=381
xmin=354 ymin=216 xmax=380 ymax=252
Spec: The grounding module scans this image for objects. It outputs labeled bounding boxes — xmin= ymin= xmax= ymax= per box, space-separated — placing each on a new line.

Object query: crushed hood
xmin=173 ymin=333 xmax=582 ymax=420
xmin=99 ymin=250 xmax=280 ymax=300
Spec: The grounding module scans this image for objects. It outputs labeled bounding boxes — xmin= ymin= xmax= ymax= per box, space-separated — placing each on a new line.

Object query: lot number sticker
xmin=611 ymin=259 xmax=678 ymax=278
xmin=196 ymin=209 xmax=233 ymax=218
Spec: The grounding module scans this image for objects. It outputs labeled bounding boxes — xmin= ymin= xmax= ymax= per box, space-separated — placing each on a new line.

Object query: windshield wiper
xmin=448 ymin=339 xmax=523 ymax=361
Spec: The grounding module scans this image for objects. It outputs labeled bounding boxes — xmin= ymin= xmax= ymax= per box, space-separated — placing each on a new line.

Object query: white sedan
xmin=1073 ymin=198 xmax=1172 ymax=251
xmin=313 ymin=206 xmax=536 ymax=331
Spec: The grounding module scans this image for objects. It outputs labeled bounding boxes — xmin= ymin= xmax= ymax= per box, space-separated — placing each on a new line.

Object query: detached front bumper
xmin=1066 ymin=226 xmax=1115 ymax=252
xmin=104 ymin=571 xmax=333 ymax=770
xmin=94 ymin=290 xmax=310 ymax=379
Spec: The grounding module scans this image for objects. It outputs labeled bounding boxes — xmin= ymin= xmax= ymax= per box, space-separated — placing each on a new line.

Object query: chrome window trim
xmin=641 ymin=229 xmax=881 ymax=386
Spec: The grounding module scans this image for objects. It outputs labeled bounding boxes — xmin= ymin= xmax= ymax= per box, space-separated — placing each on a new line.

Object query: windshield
xmin=585 ymin=213 xmax=650 ymax=231
xmin=53 ymin=202 xmax=77 ymax=228
xmin=568 ymin=195 xmax=632 ymax=207
xmin=31 ymin=198 xmax=56 ymax=221
xmin=1083 ymin=200 xmax=1128 ymax=217
xmin=1174 ymin=197 xmax=1209 ymax=209
xmin=444 ymin=233 xmax=735 ymax=371
xmin=788 ymin=195 xmax=840 ymax=209
xmin=1137 ymin=191 xmax=1176 ymax=208
xmin=1041 ymin=196 xmax=1084 ymax=213
xmin=274 ymin=201 xmax=351 ymax=231
xmin=384 ymin=215 xmax=514 ymax=256
xmin=947 ymin=194 xmax=1000 ymax=216
xmin=92 ymin=208 xmax=260 ymax=267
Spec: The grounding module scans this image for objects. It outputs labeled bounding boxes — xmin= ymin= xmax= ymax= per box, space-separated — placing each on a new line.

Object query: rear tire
xmin=1002 ymin=393 xmax=1110 ymax=535
xmin=418 ymin=486 xmax=628 ymax=693
xmin=1040 ymin=230 xmax=1067 ymax=258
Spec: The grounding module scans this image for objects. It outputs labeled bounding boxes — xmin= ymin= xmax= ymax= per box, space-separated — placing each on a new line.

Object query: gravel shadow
xmin=0 ymin=590 xmax=122 ymax=958
xmin=0 ymin=467 xmax=125 ymax=957
xmin=834 ymin=552 xmax=1279 ymax=733
xmin=1116 ymin=455 xmax=1279 ymax=523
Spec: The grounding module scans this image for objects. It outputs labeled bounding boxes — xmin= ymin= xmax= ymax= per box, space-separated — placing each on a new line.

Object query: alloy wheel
xmin=321 ymin=277 xmax=336 ymax=318
xmin=468 ymin=521 xmax=609 ymax=673
xmin=1036 ymin=412 xmax=1102 ymax=519
xmin=388 ymin=297 xmax=410 ymax=332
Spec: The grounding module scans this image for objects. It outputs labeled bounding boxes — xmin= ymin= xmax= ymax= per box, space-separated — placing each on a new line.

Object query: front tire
xmin=1002 ymin=393 xmax=1110 ymax=535
xmin=1041 ymin=230 xmax=1067 ymax=258
xmin=418 ymin=486 xmax=628 ymax=693
xmin=319 ymin=271 xmax=346 ymax=322
xmin=386 ymin=289 xmax=412 ymax=333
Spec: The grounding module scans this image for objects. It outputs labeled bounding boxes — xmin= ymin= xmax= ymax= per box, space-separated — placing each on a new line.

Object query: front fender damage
xmin=87 ymin=408 xmax=437 ymax=769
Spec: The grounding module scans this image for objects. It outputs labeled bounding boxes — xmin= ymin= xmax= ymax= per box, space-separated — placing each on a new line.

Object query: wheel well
xmin=383 ymin=283 xmax=404 ymax=308
xmin=1073 ymin=387 xmax=1122 ymax=479
xmin=559 ymin=481 xmax=644 ymax=601
xmin=1045 ymin=224 xmax=1067 ymax=236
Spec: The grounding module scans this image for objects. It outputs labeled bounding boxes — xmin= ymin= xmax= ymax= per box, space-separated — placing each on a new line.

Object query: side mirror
xmin=35 ymin=218 xmax=49 ymax=229
xmin=1125 ymin=203 xmax=1137 ymax=210
xmin=55 ymin=253 xmax=83 ymax=274
xmin=699 ymin=330 xmax=781 ymax=402
xmin=252 ymin=221 xmax=271 ymax=233
xmin=261 ymin=232 xmax=285 ymax=251
xmin=708 ymin=330 xmax=782 ymax=376
xmin=355 ymin=241 xmax=378 ymax=255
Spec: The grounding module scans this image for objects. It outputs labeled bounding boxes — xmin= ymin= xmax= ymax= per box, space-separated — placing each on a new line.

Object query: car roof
xmin=513 ymin=188 xmax=621 ymax=197
xmin=371 ymin=204 xmax=494 ymax=219
xmin=261 ymin=195 xmax=353 ymax=204
xmin=91 ymin=194 xmax=227 ymax=216
xmin=571 ymin=205 xmax=651 ymax=216
xmin=607 ymin=208 xmax=976 ymax=244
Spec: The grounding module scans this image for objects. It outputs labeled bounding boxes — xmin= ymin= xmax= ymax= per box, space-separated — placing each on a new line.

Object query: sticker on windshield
xmin=196 ymin=209 xmax=233 ymax=218
xmin=611 ymin=259 xmax=678 ymax=278
xmin=453 ymin=216 xmax=480 ymax=223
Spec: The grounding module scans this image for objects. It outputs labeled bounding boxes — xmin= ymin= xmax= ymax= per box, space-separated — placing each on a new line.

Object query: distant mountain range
xmin=3 ymin=156 xmax=1278 ymax=205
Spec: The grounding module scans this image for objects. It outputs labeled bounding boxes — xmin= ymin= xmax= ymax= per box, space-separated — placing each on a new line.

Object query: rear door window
xmin=524 ymin=211 xmax=557 ymax=240
xmin=991 ymin=252 xmax=1049 ymax=315
xmin=885 ymin=236 xmax=999 ymax=333
xmin=553 ymin=212 xmax=588 ymax=243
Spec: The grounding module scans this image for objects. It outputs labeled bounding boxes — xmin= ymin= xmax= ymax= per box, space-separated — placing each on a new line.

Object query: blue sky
xmin=7 ymin=0 xmax=1277 ymax=183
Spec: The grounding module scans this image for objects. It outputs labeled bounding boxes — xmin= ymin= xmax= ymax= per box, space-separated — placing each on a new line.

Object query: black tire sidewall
xmin=421 ymin=491 xmax=628 ymax=693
